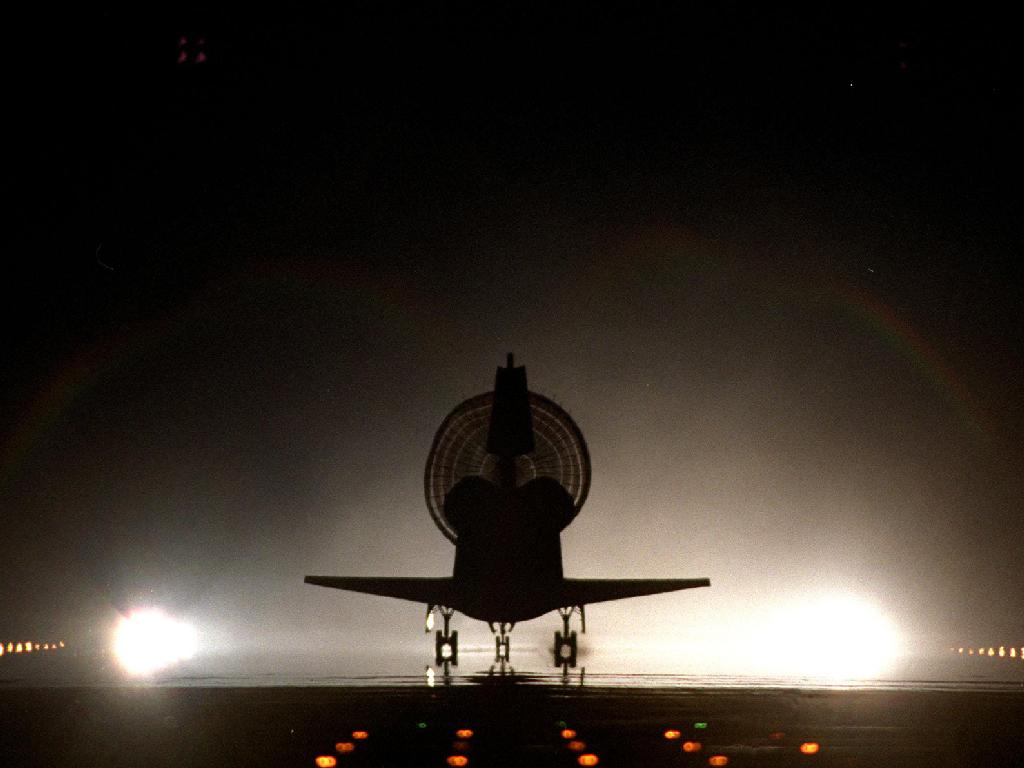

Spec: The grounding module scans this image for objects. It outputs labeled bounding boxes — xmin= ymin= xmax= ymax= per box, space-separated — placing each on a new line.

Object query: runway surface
xmin=2 ymin=676 xmax=1023 ymax=767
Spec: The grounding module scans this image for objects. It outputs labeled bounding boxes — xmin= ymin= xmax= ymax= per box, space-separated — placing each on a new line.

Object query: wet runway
xmin=3 ymin=675 xmax=1024 ymax=767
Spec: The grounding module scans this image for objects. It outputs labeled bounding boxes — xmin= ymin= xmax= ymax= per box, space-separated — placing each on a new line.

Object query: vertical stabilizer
xmin=486 ymin=353 xmax=534 ymax=457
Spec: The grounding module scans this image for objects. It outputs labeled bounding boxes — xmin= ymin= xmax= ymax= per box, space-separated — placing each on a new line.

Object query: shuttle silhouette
xmin=306 ymin=354 xmax=710 ymax=668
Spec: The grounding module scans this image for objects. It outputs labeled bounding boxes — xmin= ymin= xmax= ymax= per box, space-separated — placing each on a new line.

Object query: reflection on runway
xmin=299 ymin=709 xmax=940 ymax=766
xmin=284 ymin=679 xmax=1024 ymax=768
xmin=2 ymin=680 xmax=1022 ymax=767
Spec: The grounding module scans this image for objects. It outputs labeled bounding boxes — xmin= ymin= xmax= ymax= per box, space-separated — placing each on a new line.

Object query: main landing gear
xmin=427 ymin=605 xmax=458 ymax=675
xmin=554 ymin=605 xmax=585 ymax=671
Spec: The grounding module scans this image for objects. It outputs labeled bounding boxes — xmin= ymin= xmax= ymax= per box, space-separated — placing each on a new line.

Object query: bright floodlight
xmin=763 ymin=595 xmax=901 ymax=679
xmin=113 ymin=609 xmax=198 ymax=676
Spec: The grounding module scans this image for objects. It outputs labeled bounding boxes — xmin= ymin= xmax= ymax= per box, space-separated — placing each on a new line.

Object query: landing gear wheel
xmin=431 ymin=606 xmax=458 ymax=668
xmin=489 ymin=622 xmax=514 ymax=665
xmin=435 ymin=629 xmax=458 ymax=666
xmin=554 ymin=630 xmax=577 ymax=668
xmin=555 ymin=606 xmax=583 ymax=668
xmin=495 ymin=635 xmax=510 ymax=663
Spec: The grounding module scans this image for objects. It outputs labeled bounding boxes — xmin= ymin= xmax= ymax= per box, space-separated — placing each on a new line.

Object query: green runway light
xmin=417 ymin=722 xmax=428 ymax=729
xmin=694 ymin=722 xmax=708 ymax=729
xmin=556 ymin=720 xmax=567 ymax=729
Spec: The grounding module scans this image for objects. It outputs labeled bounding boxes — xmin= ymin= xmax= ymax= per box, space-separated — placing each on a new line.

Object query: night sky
xmin=3 ymin=8 xmax=1021 ymax=677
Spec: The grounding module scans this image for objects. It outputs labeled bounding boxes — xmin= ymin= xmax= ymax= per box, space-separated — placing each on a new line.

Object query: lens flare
xmin=113 ymin=609 xmax=198 ymax=676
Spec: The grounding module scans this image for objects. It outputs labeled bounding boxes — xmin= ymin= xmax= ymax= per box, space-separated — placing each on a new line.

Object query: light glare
xmin=760 ymin=596 xmax=901 ymax=679
xmin=113 ymin=609 xmax=198 ymax=675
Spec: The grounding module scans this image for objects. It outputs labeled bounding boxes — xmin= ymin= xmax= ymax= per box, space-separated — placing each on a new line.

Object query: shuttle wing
xmin=304 ymin=575 xmax=710 ymax=620
xmin=304 ymin=576 xmax=457 ymax=606
xmin=556 ymin=578 xmax=710 ymax=606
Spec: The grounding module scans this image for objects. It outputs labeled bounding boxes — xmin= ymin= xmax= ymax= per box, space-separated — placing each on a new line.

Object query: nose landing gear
xmin=489 ymin=621 xmax=514 ymax=663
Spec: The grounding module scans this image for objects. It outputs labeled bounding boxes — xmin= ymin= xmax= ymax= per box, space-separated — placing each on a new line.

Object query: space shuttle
xmin=306 ymin=355 xmax=709 ymax=668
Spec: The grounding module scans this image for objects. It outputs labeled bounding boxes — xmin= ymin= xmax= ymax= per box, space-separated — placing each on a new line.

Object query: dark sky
xmin=2 ymin=8 xmax=1021 ymax=676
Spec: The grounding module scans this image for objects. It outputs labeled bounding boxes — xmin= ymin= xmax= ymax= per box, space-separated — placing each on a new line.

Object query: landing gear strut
xmin=486 ymin=621 xmax=515 ymax=675
xmin=429 ymin=605 xmax=458 ymax=672
xmin=554 ymin=605 xmax=584 ymax=670
xmin=488 ymin=621 xmax=514 ymax=663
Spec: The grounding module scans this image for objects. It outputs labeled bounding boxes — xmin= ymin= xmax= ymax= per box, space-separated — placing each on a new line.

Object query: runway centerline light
xmin=800 ymin=742 xmax=820 ymax=754
xmin=578 ymin=754 xmax=599 ymax=766
xmin=709 ymin=757 xmax=729 ymax=766
xmin=455 ymin=729 xmax=474 ymax=739
xmin=335 ymin=743 xmax=354 ymax=754
xmin=567 ymin=741 xmax=586 ymax=752
xmin=561 ymin=729 xmax=577 ymax=739
xmin=351 ymin=731 xmax=368 ymax=740
xmin=664 ymin=729 xmax=681 ymax=740
xmin=682 ymin=741 xmax=702 ymax=753
xmin=315 ymin=757 xmax=337 ymax=767
xmin=446 ymin=756 xmax=469 ymax=767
